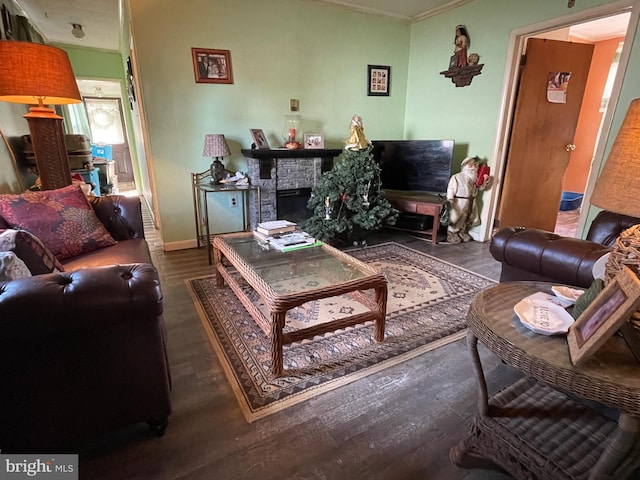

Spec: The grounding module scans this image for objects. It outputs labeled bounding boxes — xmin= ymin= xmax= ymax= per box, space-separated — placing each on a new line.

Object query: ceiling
xmin=13 ymin=0 xmax=631 ymax=52
xmin=15 ymin=0 xmax=121 ymax=51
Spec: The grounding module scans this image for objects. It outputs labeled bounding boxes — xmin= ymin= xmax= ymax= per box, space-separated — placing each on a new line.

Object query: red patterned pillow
xmin=0 ymin=229 xmax=64 ymax=274
xmin=0 ymin=185 xmax=116 ymax=261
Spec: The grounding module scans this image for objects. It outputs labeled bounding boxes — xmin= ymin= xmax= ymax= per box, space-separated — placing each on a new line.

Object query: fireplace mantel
xmin=241 ymin=148 xmax=342 ymax=179
xmin=241 ymin=148 xmax=342 ymax=159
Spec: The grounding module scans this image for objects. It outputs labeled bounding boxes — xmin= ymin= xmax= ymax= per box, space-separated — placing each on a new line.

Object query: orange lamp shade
xmin=591 ymin=98 xmax=640 ymax=218
xmin=0 ymin=41 xmax=81 ymax=106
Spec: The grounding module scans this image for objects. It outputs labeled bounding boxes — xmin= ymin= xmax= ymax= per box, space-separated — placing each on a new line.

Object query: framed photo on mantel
xmin=304 ymin=133 xmax=324 ymax=149
xmin=250 ymin=129 xmax=269 ymax=149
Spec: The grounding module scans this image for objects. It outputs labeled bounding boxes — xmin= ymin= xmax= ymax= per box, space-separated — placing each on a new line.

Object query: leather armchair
xmin=0 ymin=195 xmax=172 ymax=452
xmin=490 ymin=211 xmax=640 ymax=288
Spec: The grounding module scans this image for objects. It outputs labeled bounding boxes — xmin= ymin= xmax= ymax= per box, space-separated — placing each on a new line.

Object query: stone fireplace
xmin=243 ymin=148 xmax=342 ymax=227
xmin=276 ymin=187 xmax=313 ymax=224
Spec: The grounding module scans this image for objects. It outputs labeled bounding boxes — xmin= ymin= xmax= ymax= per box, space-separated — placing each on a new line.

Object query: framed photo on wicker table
xmin=567 ymin=266 xmax=640 ymax=366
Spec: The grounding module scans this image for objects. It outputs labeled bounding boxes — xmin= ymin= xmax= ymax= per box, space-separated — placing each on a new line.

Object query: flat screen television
xmin=372 ymin=140 xmax=454 ymax=195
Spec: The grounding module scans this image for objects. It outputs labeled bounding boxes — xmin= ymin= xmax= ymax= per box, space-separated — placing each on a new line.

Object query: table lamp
xmin=0 ymin=41 xmax=82 ymax=190
xmin=203 ymin=134 xmax=231 ymax=184
xmin=590 ymin=98 xmax=640 ymax=283
xmin=589 ymin=98 xmax=640 ymax=357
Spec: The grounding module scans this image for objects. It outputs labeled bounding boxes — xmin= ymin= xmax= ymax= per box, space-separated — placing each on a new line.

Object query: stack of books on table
xmin=255 ymin=220 xmax=297 ymax=236
xmin=253 ymin=221 xmax=322 ymax=252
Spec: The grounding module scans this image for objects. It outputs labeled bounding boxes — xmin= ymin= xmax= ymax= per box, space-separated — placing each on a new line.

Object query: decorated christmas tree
xmin=301 ymin=115 xmax=398 ymax=243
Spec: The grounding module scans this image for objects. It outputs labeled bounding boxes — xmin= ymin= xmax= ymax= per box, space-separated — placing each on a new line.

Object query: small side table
xmin=383 ymin=191 xmax=445 ymax=245
xmin=191 ymin=170 xmax=261 ymax=265
xmin=450 ymin=281 xmax=640 ymax=480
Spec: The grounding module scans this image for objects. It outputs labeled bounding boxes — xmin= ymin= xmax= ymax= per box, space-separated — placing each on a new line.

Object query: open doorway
xmin=74 ymin=79 xmax=138 ymax=196
xmin=483 ymin=5 xmax=636 ymax=243
xmin=539 ymin=14 xmax=629 ymax=237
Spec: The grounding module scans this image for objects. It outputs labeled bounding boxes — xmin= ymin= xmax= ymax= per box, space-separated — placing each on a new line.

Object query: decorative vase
xmin=282 ymin=114 xmax=301 ymax=149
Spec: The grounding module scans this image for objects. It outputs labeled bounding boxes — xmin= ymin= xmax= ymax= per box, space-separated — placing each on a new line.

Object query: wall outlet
xmin=229 ymin=194 xmax=239 ymax=208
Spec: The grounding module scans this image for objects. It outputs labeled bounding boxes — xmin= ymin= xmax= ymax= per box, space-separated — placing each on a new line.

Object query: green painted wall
xmin=406 ymin=2 xmax=513 ymax=167
xmin=406 ymin=0 xmax=633 ymax=169
xmin=405 ymin=0 xmax=640 ymax=237
xmin=129 ymin=0 xmax=411 ymax=243
xmin=60 ymin=46 xmax=124 ymax=79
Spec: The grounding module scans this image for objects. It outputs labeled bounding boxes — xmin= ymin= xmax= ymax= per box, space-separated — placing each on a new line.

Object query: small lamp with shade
xmin=203 ymin=134 xmax=231 ymax=184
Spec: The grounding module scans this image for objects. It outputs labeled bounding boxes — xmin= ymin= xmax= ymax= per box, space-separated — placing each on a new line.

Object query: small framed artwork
xmin=250 ymin=129 xmax=269 ymax=149
xmin=192 ymin=48 xmax=233 ymax=84
xmin=567 ymin=266 xmax=640 ymax=366
xmin=367 ymin=65 xmax=390 ymax=96
xmin=304 ymin=133 xmax=324 ymax=149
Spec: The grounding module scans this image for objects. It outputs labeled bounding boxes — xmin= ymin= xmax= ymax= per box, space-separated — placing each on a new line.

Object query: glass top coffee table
xmin=212 ymin=232 xmax=388 ymax=376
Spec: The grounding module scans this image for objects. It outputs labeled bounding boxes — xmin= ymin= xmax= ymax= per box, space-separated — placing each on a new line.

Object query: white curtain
xmin=62 ymin=103 xmax=92 ymax=139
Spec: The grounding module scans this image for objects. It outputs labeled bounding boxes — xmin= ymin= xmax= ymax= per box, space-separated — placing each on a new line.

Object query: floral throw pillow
xmin=0 ymin=185 xmax=117 ymax=261
xmin=0 ymin=229 xmax=65 ymax=274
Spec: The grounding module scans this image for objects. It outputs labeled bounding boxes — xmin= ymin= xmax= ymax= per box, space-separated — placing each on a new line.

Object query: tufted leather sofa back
xmin=89 ymin=194 xmax=145 ymax=241
xmin=585 ymin=210 xmax=640 ymax=246
xmin=490 ymin=210 xmax=640 ymax=288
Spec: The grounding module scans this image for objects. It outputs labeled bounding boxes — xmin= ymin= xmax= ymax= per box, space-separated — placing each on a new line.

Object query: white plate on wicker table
xmin=524 ymin=291 xmax=573 ymax=308
xmin=514 ymin=298 xmax=575 ymax=335
xmin=551 ymin=286 xmax=584 ymax=305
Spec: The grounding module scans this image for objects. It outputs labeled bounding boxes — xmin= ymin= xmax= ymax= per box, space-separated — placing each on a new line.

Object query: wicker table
xmin=213 ymin=232 xmax=388 ymax=376
xmin=450 ymin=281 xmax=640 ymax=480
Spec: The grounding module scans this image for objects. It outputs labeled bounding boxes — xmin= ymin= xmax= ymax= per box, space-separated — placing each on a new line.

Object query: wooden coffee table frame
xmin=213 ymin=232 xmax=388 ymax=376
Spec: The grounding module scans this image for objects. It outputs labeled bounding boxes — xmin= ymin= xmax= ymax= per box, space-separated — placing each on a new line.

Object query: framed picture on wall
xmin=367 ymin=65 xmax=390 ymax=96
xmin=191 ymin=48 xmax=234 ymax=84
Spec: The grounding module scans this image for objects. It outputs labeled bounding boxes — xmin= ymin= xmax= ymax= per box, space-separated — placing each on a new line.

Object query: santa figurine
xmin=445 ymin=156 xmax=491 ymax=243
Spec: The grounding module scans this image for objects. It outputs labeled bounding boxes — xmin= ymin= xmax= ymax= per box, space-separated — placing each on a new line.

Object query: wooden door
xmin=111 ymin=143 xmax=134 ymax=183
xmin=497 ymin=39 xmax=594 ymax=231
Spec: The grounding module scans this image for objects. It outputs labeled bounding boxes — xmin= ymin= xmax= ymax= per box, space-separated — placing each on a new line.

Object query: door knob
xmin=565 ymin=144 xmax=576 ymax=151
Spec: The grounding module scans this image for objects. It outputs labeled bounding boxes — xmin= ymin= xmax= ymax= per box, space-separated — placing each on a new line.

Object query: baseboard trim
xmin=163 ymin=239 xmax=198 ymax=251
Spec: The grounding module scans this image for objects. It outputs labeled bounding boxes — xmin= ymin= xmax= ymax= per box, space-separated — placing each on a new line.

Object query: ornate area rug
xmin=186 ymin=242 xmax=494 ymax=422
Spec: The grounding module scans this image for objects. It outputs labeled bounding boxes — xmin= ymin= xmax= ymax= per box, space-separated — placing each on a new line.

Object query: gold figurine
xmin=345 ymin=114 xmax=371 ymax=151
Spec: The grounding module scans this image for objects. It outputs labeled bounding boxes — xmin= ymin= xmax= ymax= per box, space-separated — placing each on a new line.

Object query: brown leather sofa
xmin=490 ymin=211 xmax=640 ymax=288
xmin=0 ymin=195 xmax=172 ymax=452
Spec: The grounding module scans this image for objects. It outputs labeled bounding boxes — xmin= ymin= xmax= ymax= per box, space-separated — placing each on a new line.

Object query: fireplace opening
xmin=277 ymin=188 xmax=313 ymax=224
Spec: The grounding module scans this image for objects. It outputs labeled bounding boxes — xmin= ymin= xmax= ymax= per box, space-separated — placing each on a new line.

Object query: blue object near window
xmin=560 ymin=191 xmax=583 ymax=211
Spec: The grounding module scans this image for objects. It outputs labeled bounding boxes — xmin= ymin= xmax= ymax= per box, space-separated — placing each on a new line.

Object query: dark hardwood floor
xmin=80 ymin=211 xmax=521 ymax=480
